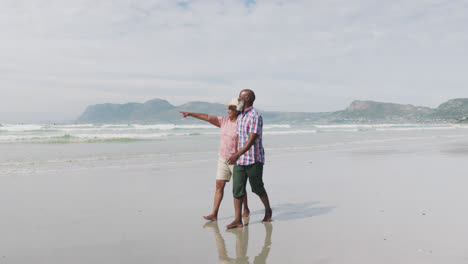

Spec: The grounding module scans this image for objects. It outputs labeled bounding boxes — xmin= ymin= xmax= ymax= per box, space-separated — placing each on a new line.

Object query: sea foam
xmin=1 ymin=123 xmax=468 ymax=144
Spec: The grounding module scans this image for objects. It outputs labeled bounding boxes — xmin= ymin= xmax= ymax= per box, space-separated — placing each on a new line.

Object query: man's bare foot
xmin=242 ymin=208 xmax=250 ymax=218
xmin=262 ymin=208 xmax=272 ymax=222
xmin=203 ymin=214 xmax=217 ymax=221
xmin=226 ymin=220 xmax=243 ymax=229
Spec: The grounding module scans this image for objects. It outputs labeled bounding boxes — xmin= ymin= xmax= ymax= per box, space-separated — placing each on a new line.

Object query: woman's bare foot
xmin=262 ymin=208 xmax=272 ymax=222
xmin=242 ymin=208 xmax=250 ymax=218
xmin=226 ymin=220 xmax=243 ymax=229
xmin=203 ymin=214 xmax=217 ymax=221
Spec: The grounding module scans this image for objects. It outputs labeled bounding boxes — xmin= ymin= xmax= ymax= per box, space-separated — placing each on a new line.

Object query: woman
xmin=179 ymin=98 xmax=250 ymax=221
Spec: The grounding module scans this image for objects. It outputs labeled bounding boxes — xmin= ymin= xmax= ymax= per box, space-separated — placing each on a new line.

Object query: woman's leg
xmin=204 ymin=180 xmax=227 ymax=221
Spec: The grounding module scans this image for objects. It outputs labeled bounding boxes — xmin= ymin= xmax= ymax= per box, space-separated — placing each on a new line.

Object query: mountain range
xmin=77 ymin=98 xmax=468 ymax=124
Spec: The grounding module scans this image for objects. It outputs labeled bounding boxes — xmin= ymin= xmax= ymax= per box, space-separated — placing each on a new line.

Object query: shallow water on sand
xmin=2 ymin=127 xmax=468 ymax=263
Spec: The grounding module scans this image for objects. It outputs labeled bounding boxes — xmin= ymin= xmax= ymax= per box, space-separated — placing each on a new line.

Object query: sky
xmin=1 ymin=0 xmax=468 ymax=123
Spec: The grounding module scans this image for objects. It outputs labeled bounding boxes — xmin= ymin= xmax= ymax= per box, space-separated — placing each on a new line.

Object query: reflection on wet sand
xmin=204 ymin=218 xmax=273 ymax=264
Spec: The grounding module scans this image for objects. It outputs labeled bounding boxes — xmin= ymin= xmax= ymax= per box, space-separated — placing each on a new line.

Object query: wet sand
xmin=2 ymin=132 xmax=468 ymax=263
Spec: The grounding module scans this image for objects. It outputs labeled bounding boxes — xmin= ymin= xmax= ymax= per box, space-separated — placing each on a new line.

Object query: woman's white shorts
xmin=216 ymin=155 xmax=234 ymax=181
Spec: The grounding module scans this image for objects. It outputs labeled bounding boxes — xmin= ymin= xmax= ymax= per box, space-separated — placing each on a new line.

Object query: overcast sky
xmin=1 ymin=0 xmax=467 ymax=122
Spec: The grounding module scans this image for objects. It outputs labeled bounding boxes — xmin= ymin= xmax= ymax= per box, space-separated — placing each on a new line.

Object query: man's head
xmin=238 ymin=89 xmax=256 ymax=111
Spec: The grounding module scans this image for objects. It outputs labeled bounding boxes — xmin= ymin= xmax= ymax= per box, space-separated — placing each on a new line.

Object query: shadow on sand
xmin=219 ymin=201 xmax=335 ymax=223
xmin=269 ymin=201 xmax=335 ymax=221
xmin=203 ymin=218 xmax=272 ymax=264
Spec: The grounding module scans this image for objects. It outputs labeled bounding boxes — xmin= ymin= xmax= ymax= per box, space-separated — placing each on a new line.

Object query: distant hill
xmin=77 ymin=98 xmax=332 ymax=124
xmin=77 ymin=98 xmax=468 ymax=124
xmin=78 ymin=99 xmax=178 ymax=123
xmin=431 ymin=98 xmax=468 ymax=120
xmin=78 ymin=99 xmax=232 ymax=124
xmin=331 ymin=100 xmax=435 ymax=123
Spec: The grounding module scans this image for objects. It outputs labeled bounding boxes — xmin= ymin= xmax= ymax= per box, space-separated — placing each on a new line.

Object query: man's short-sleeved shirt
xmin=236 ymin=106 xmax=265 ymax=165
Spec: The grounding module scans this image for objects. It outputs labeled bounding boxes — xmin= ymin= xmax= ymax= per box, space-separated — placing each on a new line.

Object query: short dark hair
xmin=250 ymin=90 xmax=256 ymax=102
xmin=241 ymin=89 xmax=256 ymax=103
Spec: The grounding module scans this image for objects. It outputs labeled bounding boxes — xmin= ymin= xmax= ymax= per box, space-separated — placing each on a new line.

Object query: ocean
xmin=2 ymin=122 xmax=468 ymax=175
xmin=1 ymin=122 xmax=467 ymax=144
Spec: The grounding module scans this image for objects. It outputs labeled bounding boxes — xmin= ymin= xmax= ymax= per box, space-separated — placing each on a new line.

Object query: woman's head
xmin=224 ymin=98 xmax=241 ymax=121
xmin=228 ymin=105 xmax=240 ymax=120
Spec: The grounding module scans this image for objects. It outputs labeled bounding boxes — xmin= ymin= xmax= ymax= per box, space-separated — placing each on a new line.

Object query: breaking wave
xmin=1 ymin=123 xmax=467 ymax=144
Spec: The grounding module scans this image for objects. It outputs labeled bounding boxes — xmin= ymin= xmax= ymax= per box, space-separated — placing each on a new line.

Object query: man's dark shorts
xmin=233 ymin=162 xmax=266 ymax=198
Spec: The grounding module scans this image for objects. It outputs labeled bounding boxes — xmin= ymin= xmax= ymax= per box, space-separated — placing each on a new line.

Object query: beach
xmin=1 ymin=124 xmax=468 ymax=263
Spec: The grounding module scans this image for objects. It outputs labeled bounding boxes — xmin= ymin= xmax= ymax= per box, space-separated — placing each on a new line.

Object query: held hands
xmin=227 ymin=153 xmax=240 ymax=165
xmin=179 ymin=111 xmax=191 ymax=118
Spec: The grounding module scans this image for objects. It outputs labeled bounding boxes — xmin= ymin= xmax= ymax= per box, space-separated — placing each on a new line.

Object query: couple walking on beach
xmin=180 ymin=89 xmax=272 ymax=229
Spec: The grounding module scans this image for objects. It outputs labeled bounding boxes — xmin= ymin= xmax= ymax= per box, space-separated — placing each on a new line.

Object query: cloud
xmin=1 ymin=0 xmax=468 ymax=122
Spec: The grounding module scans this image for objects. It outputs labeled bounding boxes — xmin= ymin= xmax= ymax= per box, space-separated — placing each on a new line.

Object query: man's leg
xmin=204 ymin=180 xmax=227 ymax=221
xmin=227 ymin=165 xmax=247 ymax=229
xmin=247 ymin=163 xmax=272 ymax=222
xmin=242 ymin=194 xmax=250 ymax=217
xmin=228 ymin=162 xmax=250 ymax=218
xmin=226 ymin=195 xmax=244 ymax=229
xmin=260 ymin=193 xmax=272 ymax=222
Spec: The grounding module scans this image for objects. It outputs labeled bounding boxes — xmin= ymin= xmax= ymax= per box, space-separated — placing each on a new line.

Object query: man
xmin=226 ymin=89 xmax=272 ymax=229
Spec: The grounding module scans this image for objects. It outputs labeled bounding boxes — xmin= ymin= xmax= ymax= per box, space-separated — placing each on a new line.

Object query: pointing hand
xmin=179 ymin=111 xmax=190 ymax=118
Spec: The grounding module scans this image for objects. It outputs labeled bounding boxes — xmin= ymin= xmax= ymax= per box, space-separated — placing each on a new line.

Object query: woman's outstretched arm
xmin=179 ymin=111 xmax=221 ymax=127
